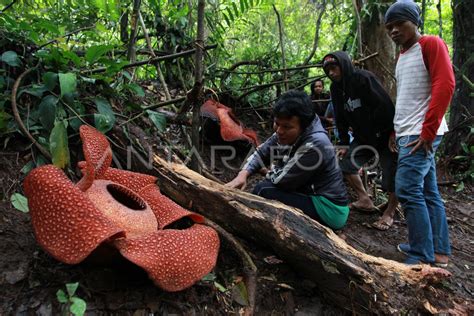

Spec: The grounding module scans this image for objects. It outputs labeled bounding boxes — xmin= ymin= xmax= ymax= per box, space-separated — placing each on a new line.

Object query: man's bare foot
xmin=350 ymin=198 xmax=376 ymax=212
xmin=371 ymin=215 xmax=394 ymax=231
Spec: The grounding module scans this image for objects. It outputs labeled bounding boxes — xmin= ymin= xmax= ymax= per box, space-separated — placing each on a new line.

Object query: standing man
xmin=226 ymin=90 xmax=349 ymax=230
xmin=322 ymin=51 xmax=399 ymax=230
xmin=385 ymin=0 xmax=454 ymax=265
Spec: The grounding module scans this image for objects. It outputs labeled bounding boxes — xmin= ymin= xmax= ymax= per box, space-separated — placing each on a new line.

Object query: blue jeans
xmin=395 ymin=135 xmax=451 ymax=263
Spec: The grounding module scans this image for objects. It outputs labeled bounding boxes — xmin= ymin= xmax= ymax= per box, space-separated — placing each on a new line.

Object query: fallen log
xmin=151 ymin=154 xmax=455 ymax=314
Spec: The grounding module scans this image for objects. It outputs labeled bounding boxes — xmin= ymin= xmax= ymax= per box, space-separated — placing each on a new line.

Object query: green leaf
xmin=85 ymin=45 xmax=113 ymax=64
xmin=455 ymin=181 xmax=464 ymax=192
xmin=1 ymin=51 xmax=21 ymax=67
xmin=214 ymin=281 xmax=227 ymax=293
xmin=232 ymin=2 xmax=240 ymax=18
xmin=127 ymin=83 xmax=145 ymax=97
xmin=226 ymin=7 xmax=235 ymax=21
xmin=0 ymin=110 xmax=11 ymax=132
xmin=146 ymin=110 xmax=167 ymax=132
xmin=20 ymin=161 xmax=35 ymax=175
xmin=222 ymin=13 xmax=231 ymax=27
xmin=240 ymin=0 xmax=246 ymax=13
xmin=69 ymin=101 xmax=86 ymax=131
xmin=59 ymin=73 xmax=77 ymax=97
xmin=38 ymin=95 xmax=58 ymax=131
xmin=231 ymin=281 xmax=249 ymax=306
xmin=49 ymin=120 xmax=70 ymax=168
xmin=93 ymin=98 xmax=115 ymax=133
xmin=56 ymin=289 xmax=68 ymax=303
xmin=66 ymin=282 xmax=79 ymax=297
xmin=461 ymin=142 xmax=469 ymax=154
xmin=19 ymin=84 xmax=49 ymax=98
xmin=43 ymin=72 xmax=58 ymax=91
xmin=63 ymin=51 xmax=81 ymax=67
xmin=70 ymin=297 xmax=87 ymax=316
xmin=201 ymin=272 xmax=216 ymax=282
xmin=10 ymin=193 xmax=29 ymax=213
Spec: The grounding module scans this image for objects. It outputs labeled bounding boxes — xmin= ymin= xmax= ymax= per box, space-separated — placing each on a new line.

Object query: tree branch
xmin=0 ymin=0 xmax=17 ymax=13
xmin=303 ymin=0 xmax=327 ymax=65
xmin=83 ymin=44 xmax=217 ymax=75
xmin=273 ymin=4 xmax=288 ymax=91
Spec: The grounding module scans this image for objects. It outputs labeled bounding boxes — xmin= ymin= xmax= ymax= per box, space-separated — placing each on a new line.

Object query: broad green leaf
xmin=59 ymin=73 xmax=77 ymax=97
xmin=19 ymin=85 xmax=49 ymax=98
xmin=127 ymin=83 xmax=145 ymax=97
xmin=461 ymin=142 xmax=469 ymax=154
xmin=56 ymin=289 xmax=68 ymax=303
xmin=231 ymin=281 xmax=249 ymax=306
xmin=85 ymin=45 xmax=113 ymax=64
xmin=43 ymin=72 xmax=58 ymax=91
xmin=1 ymin=51 xmax=21 ymax=67
xmin=93 ymin=98 xmax=115 ymax=133
xmin=66 ymin=282 xmax=79 ymax=297
xmin=147 ymin=110 xmax=167 ymax=132
xmin=70 ymin=297 xmax=87 ymax=316
xmin=93 ymin=0 xmax=107 ymax=12
xmin=38 ymin=95 xmax=58 ymax=131
xmin=49 ymin=120 xmax=70 ymax=168
xmin=62 ymin=51 xmax=81 ymax=67
xmin=96 ymin=23 xmax=107 ymax=33
xmin=10 ymin=193 xmax=29 ymax=213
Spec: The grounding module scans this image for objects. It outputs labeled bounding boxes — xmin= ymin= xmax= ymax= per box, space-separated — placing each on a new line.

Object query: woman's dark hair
xmin=273 ymin=90 xmax=315 ymax=129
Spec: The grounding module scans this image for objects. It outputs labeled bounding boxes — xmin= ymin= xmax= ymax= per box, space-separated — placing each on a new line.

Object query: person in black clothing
xmin=226 ymin=90 xmax=349 ymax=230
xmin=322 ymin=51 xmax=399 ymax=231
xmin=310 ymin=79 xmax=333 ymax=128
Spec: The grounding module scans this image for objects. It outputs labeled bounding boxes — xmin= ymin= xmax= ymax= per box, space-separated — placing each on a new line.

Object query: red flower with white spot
xmin=24 ymin=125 xmax=220 ymax=291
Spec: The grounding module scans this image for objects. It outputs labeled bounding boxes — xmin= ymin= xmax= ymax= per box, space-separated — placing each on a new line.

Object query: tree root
xmin=11 ymin=66 xmax=52 ymax=159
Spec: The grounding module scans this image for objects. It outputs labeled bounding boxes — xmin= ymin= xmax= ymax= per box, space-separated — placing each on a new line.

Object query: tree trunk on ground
xmin=443 ymin=0 xmax=474 ymax=156
xmin=151 ymin=155 xmax=455 ymax=314
xmin=360 ymin=1 xmax=397 ymax=99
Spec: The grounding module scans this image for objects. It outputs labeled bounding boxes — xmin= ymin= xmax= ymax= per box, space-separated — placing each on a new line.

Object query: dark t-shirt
xmin=311 ymin=92 xmax=331 ymax=127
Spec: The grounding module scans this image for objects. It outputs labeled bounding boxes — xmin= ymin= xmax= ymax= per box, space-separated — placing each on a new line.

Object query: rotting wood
xmin=152 ymin=154 xmax=454 ymax=314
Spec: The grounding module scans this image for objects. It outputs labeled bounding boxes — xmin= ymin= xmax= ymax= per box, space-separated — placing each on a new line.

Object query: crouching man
xmin=226 ymin=90 xmax=349 ymax=230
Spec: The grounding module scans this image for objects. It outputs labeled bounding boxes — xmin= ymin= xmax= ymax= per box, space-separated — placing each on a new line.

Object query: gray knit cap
xmin=384 ymin=0 xmax=422 ymax=26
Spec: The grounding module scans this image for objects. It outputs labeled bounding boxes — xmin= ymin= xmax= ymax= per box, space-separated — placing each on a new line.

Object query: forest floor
xmin=0 ymin=117 xmax=473 ymax=315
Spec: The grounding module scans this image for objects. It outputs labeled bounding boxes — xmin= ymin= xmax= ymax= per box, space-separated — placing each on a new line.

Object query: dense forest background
xmin=0 ymin=0 xmax=471 ymax=164
xmin=0 ymin=0 xmax=473 ymax=314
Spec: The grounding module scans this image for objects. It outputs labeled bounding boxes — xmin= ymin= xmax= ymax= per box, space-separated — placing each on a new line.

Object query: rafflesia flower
xmin=200 ymin=99 xmax=259 ymax=146
xmin=23 ymin=125 xmax=220 ymax=291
